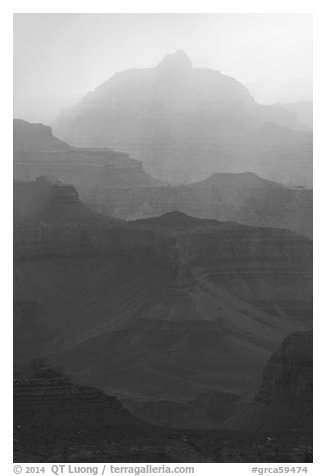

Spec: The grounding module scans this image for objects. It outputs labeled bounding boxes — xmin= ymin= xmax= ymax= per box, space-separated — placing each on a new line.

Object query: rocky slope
xmin=257 ymin=330 xmax=312 ymax=405
xmin=222 ymin=330 xmax=312 ymax=432
xmin=13 ymin=119 xmax=156 ymax=200
xmin=88 ymin=172 xmax=312 ymax=239
xmin=53 ymin=50 xmax=312 ymax=186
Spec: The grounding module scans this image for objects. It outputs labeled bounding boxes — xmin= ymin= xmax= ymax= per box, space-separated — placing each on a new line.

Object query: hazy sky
xmin=14 ymin=13 xmax=312 ymax=124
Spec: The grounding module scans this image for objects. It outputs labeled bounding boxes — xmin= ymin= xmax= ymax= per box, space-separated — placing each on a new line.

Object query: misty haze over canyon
xmin=13 ymin=13 xmax=312 ymax=464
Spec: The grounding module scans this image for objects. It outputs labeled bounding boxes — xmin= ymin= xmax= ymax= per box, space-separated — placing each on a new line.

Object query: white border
xmin=2 ymin=3 xmax=324 ymax=474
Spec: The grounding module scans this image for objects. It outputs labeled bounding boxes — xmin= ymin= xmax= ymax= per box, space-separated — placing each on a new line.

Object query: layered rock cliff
xmin=13 ymin=175 xmax=124 ymax=261
xmin=53 ymin=51 xmax=312 ymax=186
xmin=13 ymin=119 xmax=156 ymax=199
xmin=15 ymin=176 xmax=77 ymax=220
xmin=14 ymin=119 xmax=69 ymax=152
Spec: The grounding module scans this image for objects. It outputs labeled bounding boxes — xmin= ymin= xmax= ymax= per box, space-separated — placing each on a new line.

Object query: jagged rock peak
xmin=156 ymin=49 xmax=192 ymax=72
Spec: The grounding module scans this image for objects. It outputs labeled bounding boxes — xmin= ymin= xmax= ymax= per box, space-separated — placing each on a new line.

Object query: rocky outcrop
xmin=86 ymin=172 xmax=312 ymax=239
xmin=14 ymin=366 xmax=144 ymax=431
xmin=15 ymin=176 xmax=76 ymax=220
xmin=13 ymin=119 xmax=69 ymax=152
xmin=257 ymin=330 xmax=312 ymax=405
xmin=13 ymin=176 xmax=123 ymax=261
xmin=221 ymin=330 xmax=312 ymax=432
xmin=53 ymin=51 xmax=312 ymax=186
xmin=13 ymin=119 xmax=156 ymax=200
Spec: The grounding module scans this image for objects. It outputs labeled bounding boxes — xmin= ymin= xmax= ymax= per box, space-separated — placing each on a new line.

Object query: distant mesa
xmin=53 ymin=51 xmax=312 ymax=187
